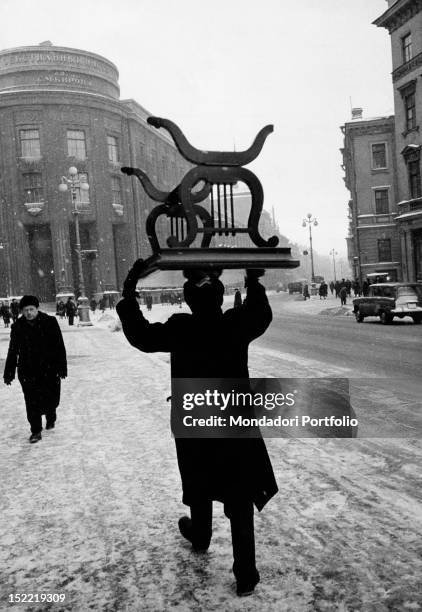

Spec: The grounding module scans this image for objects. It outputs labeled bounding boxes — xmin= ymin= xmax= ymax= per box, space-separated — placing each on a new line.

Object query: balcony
xmin=392 ymin=51 xmax=422 ymax=83
xmin=395 ymin=197 xmax=422 ymax=221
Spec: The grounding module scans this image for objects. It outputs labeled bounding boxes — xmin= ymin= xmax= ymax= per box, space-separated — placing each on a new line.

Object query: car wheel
xmin=355 ymin=311 xmax=364 ymax=323
xmin=380 ymin=311 xmax=393 ymax=325
xmin=412 ymin=315 xmax=422 ymax=324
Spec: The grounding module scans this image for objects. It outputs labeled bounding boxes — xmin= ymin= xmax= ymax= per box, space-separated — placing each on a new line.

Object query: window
xmin=409 ymin=159 xmax=421 ymax=198
xmin=378 ymin=239 xmax=392 ymax=262
xmin=111 ymin=177 xmax=121 ymax=205
xmin=75 ymin=173 xmax=90 ymax=204
xmin=404 ymin=92 xmax=416 ymax=132
xmin=23 ymin=173 xmax=43 ymax=202
xmin=402 ymin=33 xmax=412 ymax=63
xmin=371 ymin=143 xmax=387 ymax=169
xmin=381 ymin=286 xmax=394 ymax=298
xmin=20 ymin=129 xmax=41 ymax=157
xmin=107 ymin=135 xmax=119 ymax=163
xmin=67 ymin=130 xmax=86 ymax=159
xmin=374 ymin=189 xmax=389 ymax=214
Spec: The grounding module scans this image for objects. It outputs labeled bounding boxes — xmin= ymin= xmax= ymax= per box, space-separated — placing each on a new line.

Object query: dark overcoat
xmin=117 ymin=279 xmax=278 ymax=511
xmin=3 ymin=311 xmax=67 ymax=411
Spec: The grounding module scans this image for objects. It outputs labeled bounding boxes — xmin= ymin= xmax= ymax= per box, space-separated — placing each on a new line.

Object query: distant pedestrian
xmin=0 ymin=302 xmax=11 ymax=328
xmin=345 ymin=279 xmax=352 ymax=297
xmin=57 ymin=300 xmax=66 ymax=319
xmin=353 ymin=280 xmax=361 ymax=297
xmin=318 ymin=282 xmax=328 ymax=300
xmin=146 ymin=294 xmax=153 ymax=311
xmin=303 ymin=284 xmax=310 ymax=300
xmin=65 ymin=297 xmax=77 ymax=325
xmin=334 ymin=280 xmax=340 ymax=298
xmin=90 ymin=298 xmax=97 ymax=313
xmin=234 ymin=289 xmax=242 ymax=308
xmin=3 ymin=295 xmax=67 ymax=443
xmin=329 ymin=281 xmax=334 ymax=295
xmin=10 ymin=299 xmax=19 ymax=324
xmin=99 ymin=296 xmax=107 ymax=313
xmin=339 ymin=286 xmax=347 ymax=306
xmin=362 ymin=280 xmax=369 ymax=297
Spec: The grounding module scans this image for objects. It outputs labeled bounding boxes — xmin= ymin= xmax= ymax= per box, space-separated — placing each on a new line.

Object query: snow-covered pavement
xmin=0 ymin=304 xmax=421 ymax=611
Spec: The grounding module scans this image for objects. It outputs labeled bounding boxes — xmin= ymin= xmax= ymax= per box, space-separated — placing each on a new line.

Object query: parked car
xmin=353 ymin=283 xmax=422 ymax=324
xmin=288 ymin=281 xmax=306 ymax=294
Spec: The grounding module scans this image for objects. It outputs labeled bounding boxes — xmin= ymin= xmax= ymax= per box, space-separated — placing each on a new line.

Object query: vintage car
xmin=353 ymin=283 xmax=422 ymax=324
xmin=288 ymin=280 xmax=307 ymax=294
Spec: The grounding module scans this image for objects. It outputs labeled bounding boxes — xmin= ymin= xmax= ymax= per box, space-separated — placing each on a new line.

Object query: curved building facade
xmin=0 ymin=42 xmax=188 ymax=300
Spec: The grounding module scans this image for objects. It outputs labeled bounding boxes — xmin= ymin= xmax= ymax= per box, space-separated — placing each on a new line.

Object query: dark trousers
xmin=25 ymin=404 xmax=57 ymax=434
xmin=68 ymin=314 xmax=74 ymax=326
xmin=189 ymin=499 xmax=257 ymax=581
xmin=20 ymin=376 xmax=60 ymax=434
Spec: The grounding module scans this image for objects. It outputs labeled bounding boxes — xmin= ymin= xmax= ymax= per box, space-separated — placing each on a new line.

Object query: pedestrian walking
xmin=117 ymin=262 xmax=278 ymax=597
xmin=329 ymin=281 xmax=334 ymax=295
xmin=0 ymin=301 xmax=11 ymax=328
xmin=334 ymin=280 xmax=340 ymax=298
xmin=303 ymin=283 xmax=310 ymax=300
xmin=57 ymin=300 xmax=66 ymax=319
xmin=339 ymin=286 xmax=347 ymax=306
xmin=3 ymin=295 xmax=67 ymax=443
xmin=362 ymin=279 xmax=369 ymax=297
xmin=353 ymin=280 xmax=361 ymax=297
xmin=65 ymin=296 xmax=77 ymax=325
xmin=146 ymin=294 xmax=153 ymax=311
xmin=318 ymin=282 xmax=328 ymax=300
xmin=99 ymin=296 xmax=107 ymax=313
xmin=10 ymin=298 xmax=20 ymax=324
xmin=233 ymin=289 xmax=242 ymax=308
xmin=90 ymin=298 xmax=97 ymax=313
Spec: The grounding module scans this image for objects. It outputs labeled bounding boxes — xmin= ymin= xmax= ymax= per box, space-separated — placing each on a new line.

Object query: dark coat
xmin=0 ymin=304 xmax=11 ymax=322
xmin=65 ymin=300 xmax=77 ymax=317
xmin=3 ymin=311 xmax=67 ymax=383
xmin=117 ymin=279 xmax=278 ymax=511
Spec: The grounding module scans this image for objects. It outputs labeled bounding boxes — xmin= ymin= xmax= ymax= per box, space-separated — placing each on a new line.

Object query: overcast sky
xmin=1 ymin=0 xmax=393 ymax=256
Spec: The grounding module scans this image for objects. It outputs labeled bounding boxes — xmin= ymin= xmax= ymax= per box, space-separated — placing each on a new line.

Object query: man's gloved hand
xmin=245 ymin=269 xmax=265 ymax=286
xmin=122 ymin=259 xmax=147 ymax=298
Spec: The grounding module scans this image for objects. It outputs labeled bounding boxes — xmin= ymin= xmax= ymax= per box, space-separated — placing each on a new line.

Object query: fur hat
xmin=19 ymin=295 xmax=40 ymax=309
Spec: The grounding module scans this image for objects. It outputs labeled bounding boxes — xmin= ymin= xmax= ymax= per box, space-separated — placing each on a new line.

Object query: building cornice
xmin=0 ymin=44 xmax=118 ymax=76
xmin=373 ymin=0 xmax=422 ymax=33
xmin=343 ymin=118 xmax=395 ymax=137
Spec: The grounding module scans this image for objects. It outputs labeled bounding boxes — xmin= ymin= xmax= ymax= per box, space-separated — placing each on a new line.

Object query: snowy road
xmin=251 ymin=293 xmax=422 ymax=439
xmin=0 ymin=301 xmax=421 ymax=611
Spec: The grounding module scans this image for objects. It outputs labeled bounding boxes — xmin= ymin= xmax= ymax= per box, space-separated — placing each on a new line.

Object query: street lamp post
xmin=59 ymin=167 xmax=92 ymax=326
xmin=329 ymin=248 xmax=338 ymax=282
xmin=302 ymin=250 xmax=309 ymax=280
xmin=302 ymin=213 xmax=318 ymax=283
